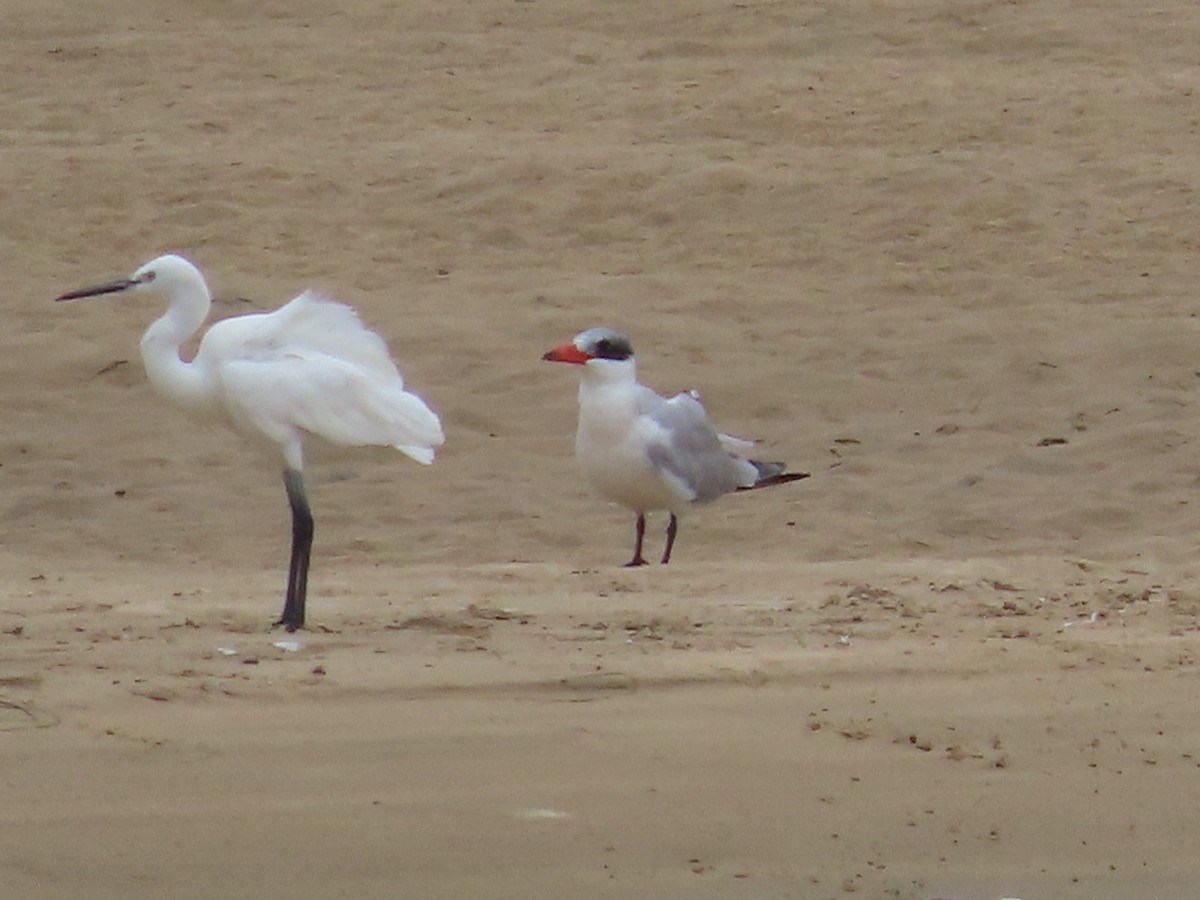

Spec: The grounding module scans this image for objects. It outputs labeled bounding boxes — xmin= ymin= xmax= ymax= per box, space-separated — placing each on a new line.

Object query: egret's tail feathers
xmin=395 ymin=444 xmax=436 ymax=465
xmin=737 ymin=461 xmax=810 ymax=491
xmin=371 ymin=387 xmax=445 ymax=453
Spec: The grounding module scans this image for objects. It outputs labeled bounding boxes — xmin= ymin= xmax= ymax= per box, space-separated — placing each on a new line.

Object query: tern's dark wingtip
xmin=738 ymin=469 xmax=811 ymax=492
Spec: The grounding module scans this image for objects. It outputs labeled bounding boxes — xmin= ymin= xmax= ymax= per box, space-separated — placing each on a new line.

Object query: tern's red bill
xmin=542 ymin=344 xmax=591 ymax=365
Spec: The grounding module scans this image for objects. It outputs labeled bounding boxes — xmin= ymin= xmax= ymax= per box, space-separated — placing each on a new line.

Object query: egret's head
xmin=130 ymin=254 xmax=204 ymax=296
xmin=56 ymin=253 xmax=203 ymax=302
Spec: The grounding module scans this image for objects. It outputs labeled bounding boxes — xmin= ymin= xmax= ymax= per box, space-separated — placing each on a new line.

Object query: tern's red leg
xmin=624 ymin=514 xmax=649 ymax=567
xmin=660 ymin=513 xmax=678 ymax=565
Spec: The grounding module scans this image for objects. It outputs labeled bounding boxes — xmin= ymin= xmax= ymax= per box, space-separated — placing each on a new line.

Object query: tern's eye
xmin=141 ymin=270 xmax=157 ymax=283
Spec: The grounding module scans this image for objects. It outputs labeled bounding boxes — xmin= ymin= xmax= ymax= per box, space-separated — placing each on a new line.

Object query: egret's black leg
xmin=277 ymin=469 xmax=314 ymax=631
xmin=624 ymin=514 xmax=649 ymax=567
xmin=660 ymin=513 xmax=678 ymax=565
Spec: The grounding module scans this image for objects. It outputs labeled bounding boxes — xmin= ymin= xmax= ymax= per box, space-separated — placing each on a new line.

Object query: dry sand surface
xmin=4 ymin=0 xmax=1200 ymax=897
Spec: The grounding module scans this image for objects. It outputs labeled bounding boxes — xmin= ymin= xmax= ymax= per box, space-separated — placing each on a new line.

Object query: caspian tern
xmin=543 ymin=326 xmax=809 ymax=567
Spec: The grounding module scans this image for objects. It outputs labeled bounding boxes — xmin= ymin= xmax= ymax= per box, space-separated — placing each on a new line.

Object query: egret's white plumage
xmin=543 ymin=326 xmax=807 ymax=566
xmin=58 ymin=253 xmax=444 ymax=629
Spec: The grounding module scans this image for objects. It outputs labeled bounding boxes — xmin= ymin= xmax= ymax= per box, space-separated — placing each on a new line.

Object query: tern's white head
xmin=542 ymin=327 xmax=636 ymax=381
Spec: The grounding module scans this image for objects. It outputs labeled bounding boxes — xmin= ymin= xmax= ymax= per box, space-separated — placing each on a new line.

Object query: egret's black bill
xmin=56 ymin=278 xmax=137 ymax=302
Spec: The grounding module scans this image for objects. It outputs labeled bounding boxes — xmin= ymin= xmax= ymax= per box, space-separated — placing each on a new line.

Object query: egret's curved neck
xmin=138 ymin=281 xmax=214 ymax=413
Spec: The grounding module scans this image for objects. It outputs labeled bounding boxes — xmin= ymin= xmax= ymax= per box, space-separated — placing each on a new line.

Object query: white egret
xmin=57 ymin=254 xmax=444 ymax=630
xmin=542 ymin=327 xmax=807 ymax=566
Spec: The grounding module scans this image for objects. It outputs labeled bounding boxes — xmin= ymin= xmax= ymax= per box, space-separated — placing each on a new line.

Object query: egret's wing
xmin=639 ymin=389 xmax=757 ymax=503
xmin=202 ymin=298 xmax=443 ymax=468
xmin=199 ymin=291 xmax=442 ymax=464
xmin=218 ymin=351 xmax=443 ymax=463
xmin=206 ymin=292 xmax=405 ymax=385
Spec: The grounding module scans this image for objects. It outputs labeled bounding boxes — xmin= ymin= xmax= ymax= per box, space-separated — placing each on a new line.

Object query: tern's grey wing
xmin=640 ymin=390 xmax=757 ymax=502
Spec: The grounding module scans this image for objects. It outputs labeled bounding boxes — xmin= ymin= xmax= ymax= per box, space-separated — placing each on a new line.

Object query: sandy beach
xmin=4 ymin=1 xmax=1200 ymax=897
